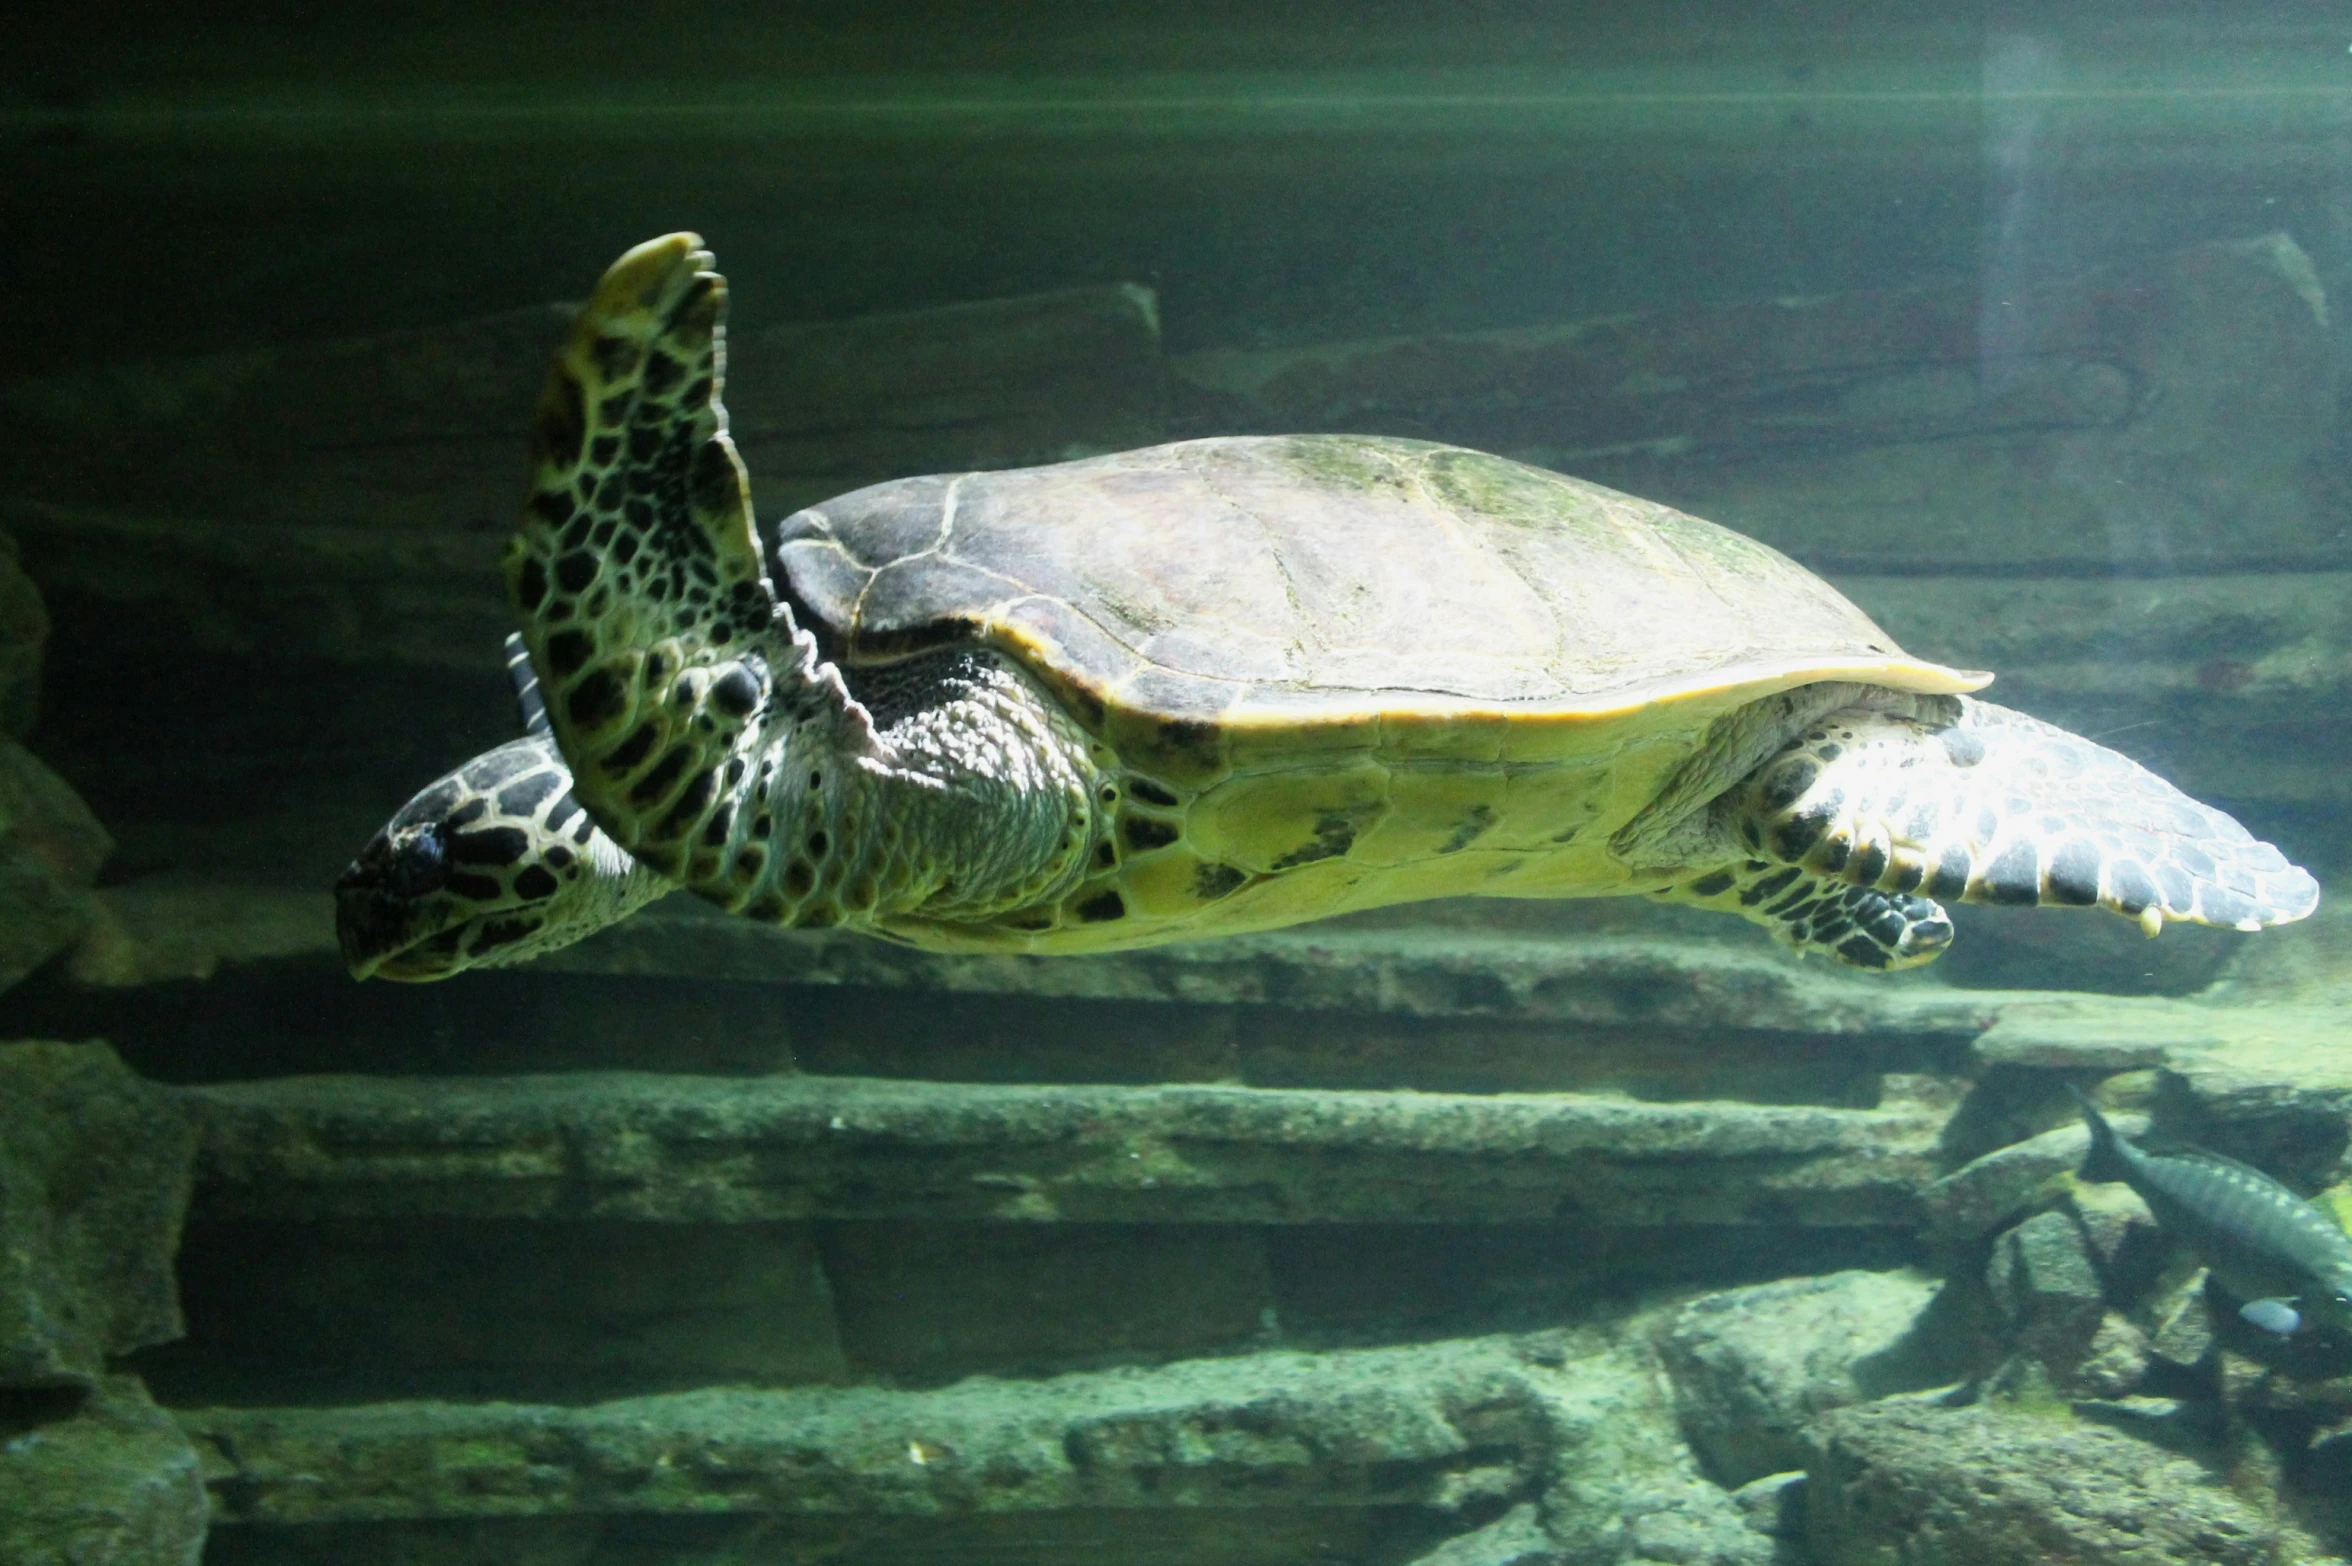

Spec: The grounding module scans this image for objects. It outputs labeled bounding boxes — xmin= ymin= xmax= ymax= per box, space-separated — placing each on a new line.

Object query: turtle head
xmin=335 ymin=735 xmax=668 ymax=981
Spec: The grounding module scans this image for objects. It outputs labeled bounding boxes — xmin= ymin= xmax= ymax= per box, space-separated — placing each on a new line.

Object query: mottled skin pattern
xmin=502 ymin=235 xmax=1098 ymax=947
xmin=338 ymin=233 xmax=2320 ymax=981
xmin=335 ymin=733 xmax=668 ymax=979
xmin=1659 ymin=688 xmax=2320 ymax=968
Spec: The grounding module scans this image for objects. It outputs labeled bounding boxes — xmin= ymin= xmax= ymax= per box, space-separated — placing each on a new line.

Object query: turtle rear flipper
xmin=1661 ymin=867 xmax=1955 ymax=969
xmin=1727 ymin=696 xmax=2319 ymax=937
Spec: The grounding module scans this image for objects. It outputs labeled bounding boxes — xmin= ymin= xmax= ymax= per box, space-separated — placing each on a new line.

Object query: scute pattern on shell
xmin=772 ymin=436 xmax=1980 ymax=741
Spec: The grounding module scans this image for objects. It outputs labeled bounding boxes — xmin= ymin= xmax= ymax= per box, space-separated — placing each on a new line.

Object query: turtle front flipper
xmin=503 ymin=233 xmax=874 ymax=901
xmin=1722 ymin=695 xmax=2319 ymax=942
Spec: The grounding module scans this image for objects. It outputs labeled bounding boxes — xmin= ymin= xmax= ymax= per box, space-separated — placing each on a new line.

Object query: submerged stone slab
xmin=0 ymin=738 xmax=112 ymax=995
xmin=185 ymin=1324 xmax=1772 ymax=1563
xmin=0 ymin=1376 xmax=208 ymax=1566
xmin=1657 ymin=1269 xmax=1942 ymax=1488
xmin=183 ymin=1335 xmax=1549 ymax=1526
xmin=184 ymin=1072 xmax=1941 ymax=1229
xmin=1803 ymin=1398 xmax=2280 ymax=1566
xmin=0 ymin=1041 xmax=194 ymax=1387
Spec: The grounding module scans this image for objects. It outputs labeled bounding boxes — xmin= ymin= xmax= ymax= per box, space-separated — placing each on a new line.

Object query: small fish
xmin=2069 ymin=1084 xmax=2352 ymax=1336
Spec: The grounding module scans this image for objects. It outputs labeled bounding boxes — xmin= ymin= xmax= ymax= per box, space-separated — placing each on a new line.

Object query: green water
xmin=7 ymin=5 xmax=2352 ymax=1563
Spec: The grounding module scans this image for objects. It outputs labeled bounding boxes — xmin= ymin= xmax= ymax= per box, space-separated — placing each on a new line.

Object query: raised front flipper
xmin=502 ymin=234 xmax=874 ymax=909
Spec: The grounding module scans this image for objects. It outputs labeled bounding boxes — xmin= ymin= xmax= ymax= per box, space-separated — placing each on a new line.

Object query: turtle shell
xmin=770 ymin=435 xmax=1985 ymax=948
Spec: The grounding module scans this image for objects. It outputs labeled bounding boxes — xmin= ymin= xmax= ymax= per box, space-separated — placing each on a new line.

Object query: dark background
xmin=8 ymin=1 xmax=2350 ymax=372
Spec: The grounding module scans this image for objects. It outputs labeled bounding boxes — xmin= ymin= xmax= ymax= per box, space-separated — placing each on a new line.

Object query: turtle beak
xmin=334 ymin=832 xmax=464 ymax=982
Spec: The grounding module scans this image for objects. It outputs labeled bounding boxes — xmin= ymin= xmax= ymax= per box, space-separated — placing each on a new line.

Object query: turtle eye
xmin=384 ymin=824 xmax=453 ymax=899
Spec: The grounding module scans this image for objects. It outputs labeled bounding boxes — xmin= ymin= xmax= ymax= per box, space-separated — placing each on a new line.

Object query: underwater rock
xmin=184 ymin=1333 xmax=1550 ymax=1525
xmin=179 ymin=1323 xmax=1791 ymax=1562
xmin=2074 ymin=1312 xmax=2154 ymax=1400
xmin=1921 ymin=1119 xmax=2108 ymax=1249
xmin=0 ymin=1376 xmax=208 ymax=1566
xmin=0 ymin=527 xmax=44 ymax=738
xmin=1519 ymin=1330 xmax=1780 ymax=1565
xmin=1729 ymin=1471 xmax=1806 ymax=1540
xmin=1529 ymin=1330 xmax=1777 ymax=1566
xmin=1656 ymin=1269 xmax=1940 ymax=1488
xmin=2155 ymin=1031 xmax=2352 ymax=1192
xmin=0 ymin=738 xmax=112 ymax=994
xmin=2148 ymin=1269 xmax=2221 ymax=1371
xmin=0 ymin=1041 xmax=192 ymax=1387
xmin=182 ymin=1071 xmax=1941 ymax=1230
xmin=2067 ymin=1180 xmax=2168 ymax=1305
xmin=1985 ymin=1210 xmax=2109 ymax=1383
xmin=1396 ymin=1502 xmax=1552 ymax=1566
xmin=1803 ymin=1398 xmax=2279 ymax=1566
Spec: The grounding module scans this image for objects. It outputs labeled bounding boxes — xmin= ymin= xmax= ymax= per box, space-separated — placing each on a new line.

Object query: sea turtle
xmin=335 ymin=233 xmax=2319 ymax=981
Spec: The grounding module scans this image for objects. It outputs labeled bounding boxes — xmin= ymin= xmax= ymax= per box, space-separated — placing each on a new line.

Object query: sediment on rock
xmin=182 ymin=1335 xmax=1551 ymax=1526
xmin=0 ymin=1041 xmax=193 ymax=1388
xmin=0 ymin=1377 xmax=208 ymax=1566
xmin=1803 ymin=1398 xmax=2281 ymax=1566
xmin=182 ymin=1072 xmax=1942 ymax=1229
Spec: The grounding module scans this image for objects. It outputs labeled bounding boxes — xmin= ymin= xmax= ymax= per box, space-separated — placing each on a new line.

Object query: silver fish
xmin=2070 ymin=1084 xmax=2352 ymax=1336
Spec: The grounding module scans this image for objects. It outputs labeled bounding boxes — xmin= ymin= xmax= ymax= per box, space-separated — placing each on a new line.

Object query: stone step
xmin=183 ymin=1071 xmax=1943 ymax=1231
xmin=176 ymin=1326 xmax=1741 ymax=1566
xmin=179 ymin=1333 xmax=1546 ymax=1526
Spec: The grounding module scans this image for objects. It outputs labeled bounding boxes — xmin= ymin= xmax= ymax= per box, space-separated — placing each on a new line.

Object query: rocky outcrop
xmin=0 ymin=1378 xmax=208 ymax=1566
xmin=1984 ymin=1210 xmax=2110 ymax=1385
xmin=182 ymin=1326 xmax=1783 ymax=1564
xmin=0 ymin=534 xmax=106 ymax=994
xmin=179 ymin=1335 xmax=1550 ymax=1525
xmin=1657 ymin=1269 xmax=1942 ymax=1487
xmin=1803 ymin=1398 xmax=2280 ymax=1566
xmin=0 ymin=1041 xmax=193 ymax=1386
xmin=0 ymin=739 xmax=110 ymax=995
xmin=182 ymin=1071 xmax=1942 ymax=1229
